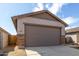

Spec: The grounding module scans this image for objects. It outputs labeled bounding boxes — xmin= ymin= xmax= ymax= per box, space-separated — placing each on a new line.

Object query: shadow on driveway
xmin=0 ymin=46 xmax=15 ymax=56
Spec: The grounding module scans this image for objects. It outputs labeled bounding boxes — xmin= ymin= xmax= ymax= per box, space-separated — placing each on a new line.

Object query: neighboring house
xmin=0 ymin=27 xmax=10 ymax=49
xmin=66 ymin=27 xmax=79 ymax=44
xmin=12 ymin=10 xmax=68 ymax=48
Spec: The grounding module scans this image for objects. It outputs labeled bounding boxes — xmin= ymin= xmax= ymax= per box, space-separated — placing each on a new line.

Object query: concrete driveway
xmin=25 ymin=45 xmax=79 ymax=56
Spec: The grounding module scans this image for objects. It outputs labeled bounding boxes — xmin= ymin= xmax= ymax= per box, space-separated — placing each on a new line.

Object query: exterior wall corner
xmin=60 ymin=35 xmax=65 ymax=44
xmin=17 ymin=34 xmax=25 ymax=48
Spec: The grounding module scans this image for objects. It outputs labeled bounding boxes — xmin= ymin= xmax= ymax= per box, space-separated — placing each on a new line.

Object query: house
xmin=0 ymin=27 xmax=10 ymax=49
xmin=12 ymin=10 xmax=68 ymax=48
xmin=66 ymin=27 xmax=79 ymax=44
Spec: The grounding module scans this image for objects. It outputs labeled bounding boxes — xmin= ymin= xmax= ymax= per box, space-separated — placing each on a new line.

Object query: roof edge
xmin=0 ymin=27 xmax=11 ymax=35
xmin=12 ymin=10 xmax=68 ymax=30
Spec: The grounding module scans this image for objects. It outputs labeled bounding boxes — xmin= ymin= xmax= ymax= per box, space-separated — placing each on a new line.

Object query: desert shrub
xmin=65 ymin=36 xmax=74 ymax=44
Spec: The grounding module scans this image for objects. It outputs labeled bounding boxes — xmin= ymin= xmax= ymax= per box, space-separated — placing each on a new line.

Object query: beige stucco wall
xmin=66 ymin=34 xmax=77 ymax=43
xmin=0 ymin=31 xmax=3 ymax=48
xmin=0 ymin=30 xmax=8 ymax=48
xmin=2 ymin=32 xmax=8 ymax=48
xmin=17 ymin=17 xmax=65 ymax=36
xmin=76 ymin=33 xmax=79 ymax=44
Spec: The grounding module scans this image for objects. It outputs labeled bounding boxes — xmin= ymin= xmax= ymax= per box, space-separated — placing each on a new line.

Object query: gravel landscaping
xmin=8 ymin=49 xmax=26 ymax=56
xmin=8 ymin=46 xmax=26 ymax=56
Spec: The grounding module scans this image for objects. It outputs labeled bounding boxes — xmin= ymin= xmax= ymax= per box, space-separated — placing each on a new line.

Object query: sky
xmin=0 ymin=3 xmax=79 ymax=35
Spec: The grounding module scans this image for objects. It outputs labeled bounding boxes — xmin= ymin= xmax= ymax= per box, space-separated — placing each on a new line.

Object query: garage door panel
xmin=25 ymin=25 xmax=60 ymax=47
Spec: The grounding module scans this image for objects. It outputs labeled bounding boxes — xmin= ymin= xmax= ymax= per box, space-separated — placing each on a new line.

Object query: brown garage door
xmin=25 ymin=24 xmax=61 ymax=47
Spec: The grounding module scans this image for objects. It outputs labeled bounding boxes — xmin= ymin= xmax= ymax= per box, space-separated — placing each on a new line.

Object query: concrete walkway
xmin=25 ymin=45 xmax=79 ymax=56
